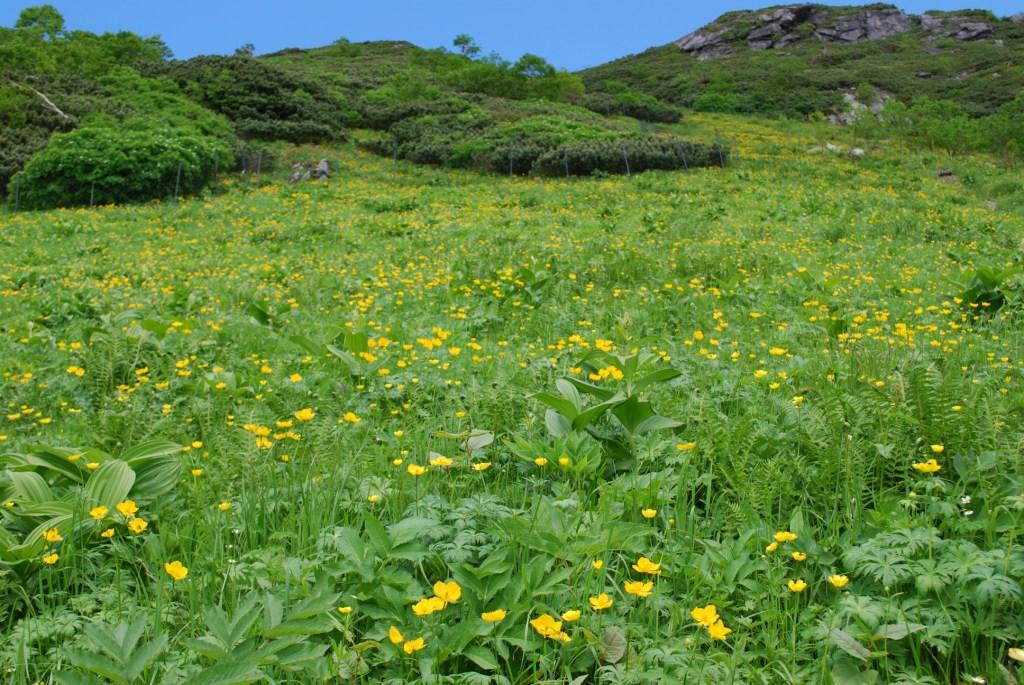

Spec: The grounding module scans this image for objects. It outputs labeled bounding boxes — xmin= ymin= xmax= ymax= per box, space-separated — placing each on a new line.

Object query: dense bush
xmin=533 ymin=135 xmax=727 ymax=175
xmin=582 ymin=91 xmax=681 ymax=123
xmin=140 ymin=55 xmax=351 ymax=142
xmin=355 ymin=96 xmax=474 ymax=130
xmin=7 ymin=124 xmax=232 ymax=209
xmin=371 ymin=112 xmax=725 ymax=176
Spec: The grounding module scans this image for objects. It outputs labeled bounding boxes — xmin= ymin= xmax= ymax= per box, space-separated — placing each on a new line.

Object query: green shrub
xmin=533 ymin=135 xmax=727 ymax=176
xmin=582 ymin=91 xmax=681 ymax=123
xmin=7 ymin=124 xmax=232 ymax=209
xmin=140 ymin=56 xmax=350 ymax=143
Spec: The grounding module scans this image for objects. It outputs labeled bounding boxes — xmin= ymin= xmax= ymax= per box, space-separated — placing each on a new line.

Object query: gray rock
xmin=850 ymin=148 xmax=866 ymax=157
xmin=676 ymin=5 xmax=994 ymax=60
xmin=951 ymin=22 xmax=992 ymax=41
xmin=1012 ymin=13 xmax=1024 ymax=24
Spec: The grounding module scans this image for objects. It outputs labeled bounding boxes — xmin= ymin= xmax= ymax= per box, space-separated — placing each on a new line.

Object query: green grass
xmin=0 ymin=114 xmax=1022 ymax=684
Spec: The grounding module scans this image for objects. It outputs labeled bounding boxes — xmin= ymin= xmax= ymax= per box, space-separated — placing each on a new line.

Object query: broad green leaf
xmin=633 ymin=367 xmax=681 ymax=391
xmin=462 ymin=645 xmax=499 ymax=671
xmin=8 ymin=471 xmax=53 ymax=503
xmin=84 ymin=460 xmax=136 ymax=508
xmin=830 ymin=627 xmax=870 ymax=661
xmin=555 ymin=378 xmax=583 ymax=412
xmin=545 ymin=409 xmax=571 ymax=438
xmin=534 ymin=392 xmax=577 ymax=419
xmin=872 ymin=623 xmax=925 ymax=641
xmin=633 ymin=414 xmax=682 ymax=435
xmin=600 ymin=626 xmax=627 ymax=664
xmin=192 ymin=661 xmax=264 ymax=685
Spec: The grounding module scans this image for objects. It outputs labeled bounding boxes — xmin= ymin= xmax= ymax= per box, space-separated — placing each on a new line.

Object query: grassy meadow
xmin=1 ymin=114 xmax=1023 ymax=684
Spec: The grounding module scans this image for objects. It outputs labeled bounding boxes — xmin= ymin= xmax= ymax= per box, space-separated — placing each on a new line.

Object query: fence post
xmin=89 ymin=182 xmax=95 ymax=208
xmin=174 ymin=162 xmax=182 ymax=200
xmin=13 ymin=178 xmax=19 ymax=211
xmin=564 ymin=154 xmax=569 ymax=178
xmin=256 ymin=150 xmax=263 ymax=175
xmin=622 ymin=149 xmax=631 ymax=177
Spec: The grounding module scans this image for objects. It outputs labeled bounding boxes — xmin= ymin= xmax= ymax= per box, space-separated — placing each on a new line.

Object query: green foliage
xmin=8 ymin=124 xmax=232 ymax=209
xmin=139 ymin=55 xmax=350 ymax=143
xmin=371 ymin=112 xmax=724 ymax=176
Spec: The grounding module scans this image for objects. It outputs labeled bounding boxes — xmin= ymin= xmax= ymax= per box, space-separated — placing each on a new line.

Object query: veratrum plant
xmin=0 ymin=441 xmax=182 ymax=565
xmin=534 ymin=349 xmax=681 ymax=465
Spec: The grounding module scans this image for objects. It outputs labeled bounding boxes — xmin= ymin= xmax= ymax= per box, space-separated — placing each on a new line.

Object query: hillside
xmin=580 ymin=3 xmax=1024 ymax=117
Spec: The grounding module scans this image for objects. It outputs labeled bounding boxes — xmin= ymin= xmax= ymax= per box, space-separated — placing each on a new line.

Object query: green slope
xmin=579 ymin=5 xmax=1024 ymax=117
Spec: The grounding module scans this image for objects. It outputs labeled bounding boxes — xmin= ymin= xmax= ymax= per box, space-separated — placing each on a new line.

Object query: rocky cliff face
xmin=677 ymin=4 xmax=1001 ymax=61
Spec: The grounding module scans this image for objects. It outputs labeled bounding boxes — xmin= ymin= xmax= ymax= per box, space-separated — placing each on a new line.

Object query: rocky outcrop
xmin=676 ymin=4 xmax=999 ymax=60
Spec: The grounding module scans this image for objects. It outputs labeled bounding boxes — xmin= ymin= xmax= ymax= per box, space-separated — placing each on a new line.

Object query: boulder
xmin=1012 ymin=13 xmax=1024 ymax=24
xmin=951 ymin=22 xmax=993 ymax=41
xmin=676 ymin=4 xmax=996 ymax=60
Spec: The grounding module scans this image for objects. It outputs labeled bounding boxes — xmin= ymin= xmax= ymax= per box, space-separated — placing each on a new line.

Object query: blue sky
xmin=2 ymin=1 xmax=1021 ymax=70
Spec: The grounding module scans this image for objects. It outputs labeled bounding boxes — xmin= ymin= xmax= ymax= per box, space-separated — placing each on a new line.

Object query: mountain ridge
xmin=579 ymin=3 xmax=1024 ymax=117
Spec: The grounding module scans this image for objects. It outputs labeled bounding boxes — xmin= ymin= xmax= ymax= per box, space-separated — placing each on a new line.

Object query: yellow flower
xmin=191 ymin=468 xmax=203 ymax=477
xmin=912 ymin=459 xmax=941 ymax=473
xmin=624 ymin=580 xmax=653 ymax=598
xmin=412 ymin=596 xmax=446 ymax=616
xmin=930 ymin=444 xmax=944 ymax=454
xmin=293 ymin=408 xmax=316 ymax=422
xmin=589 ymin=593 xmax=614 ymax=611
xmin=289 ymin=373 xmax=302 ymax=383
xmin=342 ymin=411 xmax=361 ymax=424
xmin=86 ymin=462 xmax=99 ymax=470
xmin=828 ymin=574 xmax=850 ymax=588
xmin=89 ymin=505 xmax=108 ymax=520
xmin=561 ymin=609 xmax=581 ymax=622
xmin=641 ymin=508 xmax=657 ymax=519
xmin=433 ymin=580 xmax=462 ymax=605
xmin=591 ymin=559 xmax=604 ymax=570
xmin=534 ymin=457 xmax=548 ymax=466
xmin=127 ymin=517 xmax=148 ymax=534
xmin=402 ymin=637 xmax=426 ymax=654
xmin=429 ymin=455 xmax=453 ymax=467
xmin=218 ymin=501 xmax=232 ymax=512
xmin=1009 ymin=647 xmax=1024 ymax=663
xmin=164 ymin=560 xmax=188 ymax=581
xmin=407 ymin=464 xmax=427 ymax=476
xmin=100 ymin=528 xmax=115 ymax=538
xmin=337 ymin=606 xmax=353 ymax=614
xmin=472 ymin=462 xmax=491 ymax=472
xmin=769 ymin=347 xmax=787 ymax=356
xmin=481 ymin=609 xmax=507 ymax=622
xmin=530 ymin=614 xmax=570 ymax=641
xmin=558 ymin=455 xmax=571 ymax=466
xmin=43 ymin=527 xmax=63 ymax=543
xmin=691 ymin=604 xmax=720 ymax=628
xmin=42 ymin=553 xmax=59 ymax=565
xmin=116 ymin=499 xmax=139 ymax=517
xmin=773 ymin=531 xmax=797 ymax=543
xmin=791 ymin=551 xmax=807 ymax=562
xmin=765 ymin=541 xmax=779 ymax=554
xmin=367 ymin=494 xmax=380 ymax=503
xmin=388 ymin=626 xmax=404 ymax=644
xmin=708 ymin=620 xmax=732 ymax=641
xmin=676 ymin=441 xmax=697 ymax=451
xmin=787 ymin=579 xmax=807 ymax=593
xmin=632 ymin=556 xmax=661 ymax=575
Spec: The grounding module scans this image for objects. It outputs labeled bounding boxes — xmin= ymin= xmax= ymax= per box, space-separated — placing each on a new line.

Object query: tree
xmin=513 ymin=53 xmax=555 ymax=79
xmin=15 ymin=5 xmax=65 ymax=41
xmin=452 ymin=34 xmax=480 ymax=58
xmin=234 ymin=42 xmax=255 ymax=57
